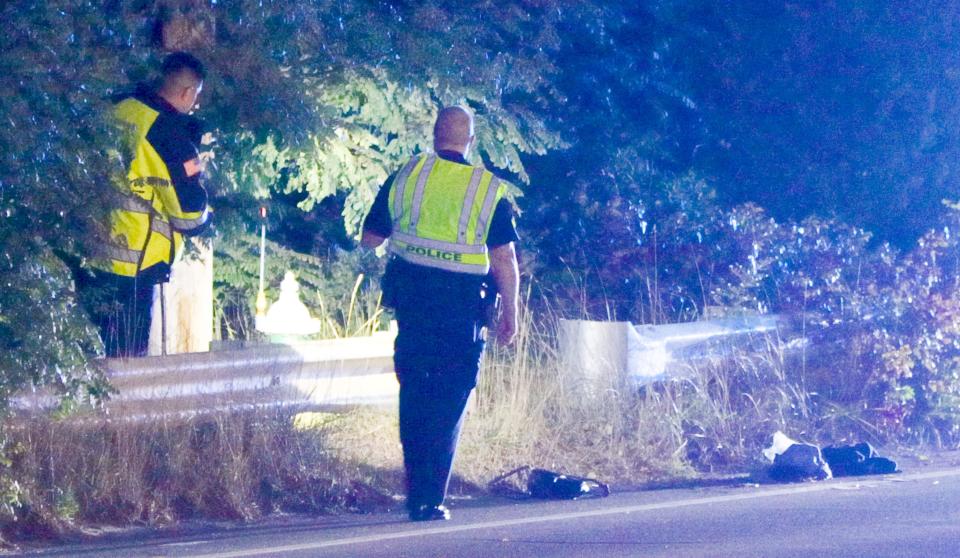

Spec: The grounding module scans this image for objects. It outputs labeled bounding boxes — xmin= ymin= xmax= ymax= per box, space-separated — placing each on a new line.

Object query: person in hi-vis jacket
xmin=80 ymin=51 xmax=212 ymax=357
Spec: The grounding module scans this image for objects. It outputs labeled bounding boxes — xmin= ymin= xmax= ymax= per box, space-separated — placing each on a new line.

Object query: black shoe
xmin=409 ymin=504 xmax=451 ymax=522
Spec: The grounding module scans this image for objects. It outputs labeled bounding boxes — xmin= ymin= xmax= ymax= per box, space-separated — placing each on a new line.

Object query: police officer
xmin=361 ymin=106 xmax=520 ymax=522
xmin=79 ymin=52 xmax=212 ymax=357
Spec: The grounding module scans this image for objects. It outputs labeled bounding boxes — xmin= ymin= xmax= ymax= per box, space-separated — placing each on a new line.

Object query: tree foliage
xmin=227 ymin=71 xmax=559 ymax=239
xmin=671 ymin=2 xmax=960 ymax=247
xmin=0 ymin=0 xmax=576 ymax=408
xmin=518 ymin=3 xmax=704 ymax=313
xmin=0 ymin=1 xmax=150 ymax=405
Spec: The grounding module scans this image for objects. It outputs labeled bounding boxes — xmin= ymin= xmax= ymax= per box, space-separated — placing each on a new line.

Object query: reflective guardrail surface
xmin=14 ymin=332 xmax=398 ymax=420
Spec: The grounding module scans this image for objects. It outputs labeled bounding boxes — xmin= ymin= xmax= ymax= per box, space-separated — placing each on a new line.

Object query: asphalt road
xmin=13 ymin=466 xmax=960 ymax=558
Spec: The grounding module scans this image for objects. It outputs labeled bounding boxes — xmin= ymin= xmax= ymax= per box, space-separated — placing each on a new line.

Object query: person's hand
xmin=496 ymin=308 xmax=517 ymax=345
xmin=198 ymin=132 xmax=217 ymax=171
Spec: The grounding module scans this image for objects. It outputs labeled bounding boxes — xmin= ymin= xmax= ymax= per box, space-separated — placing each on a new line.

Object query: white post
xmin=148 ymin=238 xmax=214 ymax=355
xmin=256 ymin=206 xmax=268 ymax=318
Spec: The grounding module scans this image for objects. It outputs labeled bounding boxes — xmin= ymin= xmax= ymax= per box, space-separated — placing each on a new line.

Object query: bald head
xmin=433 ymin=106 xmax=474 ymax=154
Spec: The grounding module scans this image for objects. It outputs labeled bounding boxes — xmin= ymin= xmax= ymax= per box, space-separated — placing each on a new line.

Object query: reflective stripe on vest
xmin=474 ymin=176 xmax=501 ymax=244
xmin=118 ymin=193 xmax=153 ymax=214
xmin=109 ymin=191 xmax=175 ymax=255
xmin=391 ymin=155 xmax=426 ymax=231
xmin=407 ymin=155 xmax=437 ymax=233
xmin=168 ymin=206 xmax=209 ymax=231
xmin=458 ymin=167 xmax=485 ymax=244
xmin=387 ymin=154 xmax=506 ymax=275
xmin=152 ymin=216 xmax=172 ymax=241
xmin=103 ymin=97 xmax=189 ymax=277
xmin=103 ymin=243 xmax=141 ymax=265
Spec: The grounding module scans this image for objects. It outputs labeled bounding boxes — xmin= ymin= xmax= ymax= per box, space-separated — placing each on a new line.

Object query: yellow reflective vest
xmin=101 ymin=90 xmax=209 ymax=281
xmin=388 ymin=154 xmax=506 ymax=275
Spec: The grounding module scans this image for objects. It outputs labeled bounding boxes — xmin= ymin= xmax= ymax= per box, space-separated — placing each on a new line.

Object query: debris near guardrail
xmin=12 ymin=332 xmax=398 ymax=421
xmin=488 ymin=466 xmax=610 ymax=500
xmin=765 ymin=432 xmax=832 ymax=482
xmin=762 ymin=431 xmax=899 ymax=482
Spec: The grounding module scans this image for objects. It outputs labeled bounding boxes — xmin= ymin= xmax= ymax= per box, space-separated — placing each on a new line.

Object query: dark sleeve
xmin=185 ymin=115 xmax=205 ymax=145
xmin=486 ymin=198 xmax=519 ymax=247
xmin=362 ymin=173 xmax=396 ymax=237
xmin=147 ymin=112 xmax=207 ymax=213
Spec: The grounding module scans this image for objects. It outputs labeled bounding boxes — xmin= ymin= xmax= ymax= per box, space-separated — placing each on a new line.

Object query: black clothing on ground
xmin=821 ymin=443 xmax=898 ymax=477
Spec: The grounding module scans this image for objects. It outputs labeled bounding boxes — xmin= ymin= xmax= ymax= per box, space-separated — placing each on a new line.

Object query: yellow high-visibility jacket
xmin=388 ymin=154 xmax=506 ymax=275
xmin=101 ymin=86 xmax=209 ymax=283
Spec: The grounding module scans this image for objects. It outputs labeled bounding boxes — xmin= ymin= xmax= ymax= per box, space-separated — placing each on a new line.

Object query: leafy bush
xmin=0 ymin=0 xmax=141 ymax=404
xmin=530 ymin=169 xmax=960 ymax=444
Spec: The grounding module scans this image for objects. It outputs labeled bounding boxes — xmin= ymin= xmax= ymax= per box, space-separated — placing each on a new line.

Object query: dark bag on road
xmin=488 ymin=466 xmax=610 ymax=500
xmin=769 ymin=442 xmax=833 ymax=482
xmin=528 ymin=468 xmax=610 ymax=500
xmin=821 ymin=442 xmax=898 ymax=477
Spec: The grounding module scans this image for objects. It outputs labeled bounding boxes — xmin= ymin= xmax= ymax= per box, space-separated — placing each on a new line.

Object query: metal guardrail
xmin=559 ymin=315 xmax=781 ymax=387
xmin=14 ymin=316 xmax=780 ymax=420
xmin=13 ymin=332 xmax=398 ymax=420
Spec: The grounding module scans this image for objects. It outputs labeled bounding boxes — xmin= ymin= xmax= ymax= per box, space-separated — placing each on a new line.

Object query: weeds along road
xmin=14 ymin=465 xmax=960 ymax=558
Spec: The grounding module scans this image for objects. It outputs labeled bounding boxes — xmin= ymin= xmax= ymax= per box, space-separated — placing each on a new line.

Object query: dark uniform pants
xmin=76 ymin=270 xmax=155 ymax=358
xmin=394 ymin=315 xmax=485 ymax=510
xmin=385 ymin=256 xmax=488 ymax=510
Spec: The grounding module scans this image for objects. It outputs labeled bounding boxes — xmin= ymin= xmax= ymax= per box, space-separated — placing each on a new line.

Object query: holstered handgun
xmin=380 ymin=258 xmax=399 ymax=310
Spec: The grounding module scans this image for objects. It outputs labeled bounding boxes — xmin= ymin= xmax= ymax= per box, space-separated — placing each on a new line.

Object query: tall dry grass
xmin=2 ymin=407 xmax=403 ymax=540
xmin=457 ymin=313 xmax=817 ymax=488
xmin=2 ymin=304 xmax=822 ymax=540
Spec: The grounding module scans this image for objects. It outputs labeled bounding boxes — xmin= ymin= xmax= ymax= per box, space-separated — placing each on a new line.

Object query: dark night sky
xmin=681 ymin=2 xmax=960 ymax=248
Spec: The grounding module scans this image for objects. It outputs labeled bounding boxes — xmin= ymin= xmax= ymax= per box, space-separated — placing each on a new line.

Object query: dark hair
xmin=161 ymin=51 xmax=206 ymax=82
